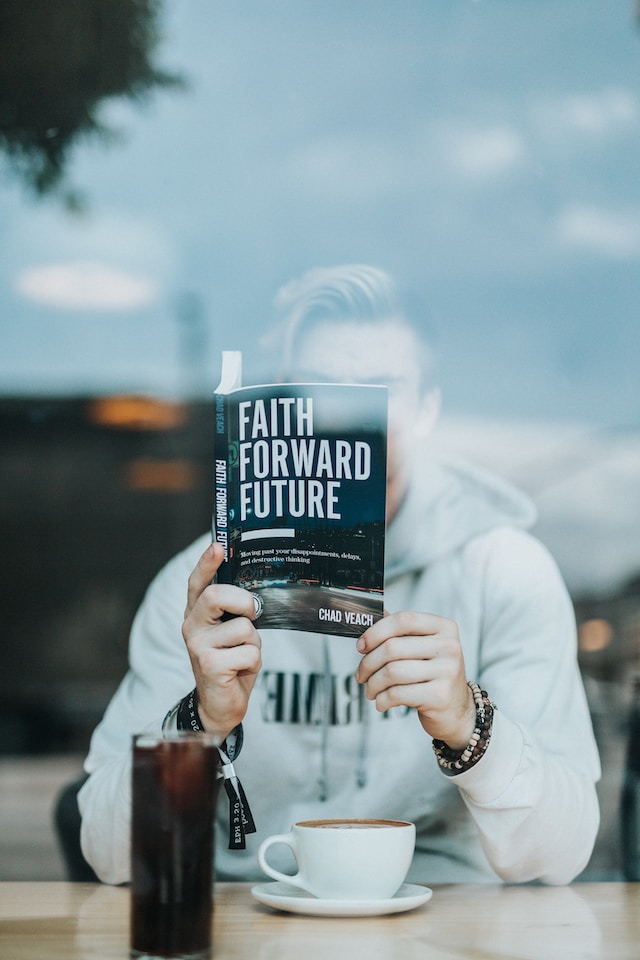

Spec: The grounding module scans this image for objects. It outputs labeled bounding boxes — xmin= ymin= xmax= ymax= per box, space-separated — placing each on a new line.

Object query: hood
xmin=385 ymin=450 xmax=537 ymax=580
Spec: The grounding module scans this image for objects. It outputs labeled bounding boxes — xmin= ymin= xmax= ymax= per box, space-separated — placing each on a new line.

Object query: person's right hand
xmin=182 ymin=542 xmax=262 ymax=739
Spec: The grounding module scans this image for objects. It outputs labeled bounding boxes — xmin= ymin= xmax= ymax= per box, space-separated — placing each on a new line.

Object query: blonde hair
xmin=269 ymin=264 xmax=433 ymax=382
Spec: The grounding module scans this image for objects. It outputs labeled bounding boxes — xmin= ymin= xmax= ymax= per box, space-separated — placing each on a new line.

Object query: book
xmin=212 ymin=352 xmax=387 ymax=637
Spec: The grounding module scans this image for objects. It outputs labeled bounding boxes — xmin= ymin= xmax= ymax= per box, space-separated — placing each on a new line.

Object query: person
xmin=78 ymin=264 xmax=600 ymax=886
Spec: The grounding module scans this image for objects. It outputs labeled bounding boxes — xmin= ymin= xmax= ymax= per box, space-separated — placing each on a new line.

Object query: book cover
xmin=212 ymin=352 xmax=387 ymax=636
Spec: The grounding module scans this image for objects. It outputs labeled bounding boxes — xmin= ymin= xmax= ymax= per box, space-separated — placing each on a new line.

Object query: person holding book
xmin=78 ymin=264 xmax=600 ymax=886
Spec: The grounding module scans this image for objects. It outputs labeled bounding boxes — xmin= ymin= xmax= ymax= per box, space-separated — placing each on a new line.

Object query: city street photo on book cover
xmin=213 ymin=376 xmax=387 ymax=637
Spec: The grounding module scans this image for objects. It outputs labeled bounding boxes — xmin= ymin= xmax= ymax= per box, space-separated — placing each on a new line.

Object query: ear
xmin=414 ymin=387 xmax=441 ymax=439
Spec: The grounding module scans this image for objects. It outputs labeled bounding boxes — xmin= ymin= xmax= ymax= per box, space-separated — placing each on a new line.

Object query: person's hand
xmin=182 ymin=542 xmax=262 ymax=739
xmin=355 ymin=611 xmax=476 ymax=748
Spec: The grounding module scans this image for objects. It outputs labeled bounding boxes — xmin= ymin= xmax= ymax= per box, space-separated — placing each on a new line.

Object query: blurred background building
xmin=0 ymin=0 xmax=639 ymax=881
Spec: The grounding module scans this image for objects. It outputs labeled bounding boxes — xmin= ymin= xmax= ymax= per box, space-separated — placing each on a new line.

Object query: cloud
xmin=533 ymin=87 xmax=639 ymax=141
xmin=15 ymin=261 xmax=159 ymax=311
xmin=7 ymin=207 xmax=177 ymax=278
xmin=289 ymin=118 xmax=527 ymax=204
xmin=555 ymin=204 xmax=640 ymax=259
xmin=437 ymin=124 xmax=526 ymax=179
xmin=290 ymin=135 xmax=408 ymax=201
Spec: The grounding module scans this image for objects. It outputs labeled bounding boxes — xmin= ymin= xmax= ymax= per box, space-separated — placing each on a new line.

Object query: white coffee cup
xmin=257 ymin=818 xmax=415 ymax=900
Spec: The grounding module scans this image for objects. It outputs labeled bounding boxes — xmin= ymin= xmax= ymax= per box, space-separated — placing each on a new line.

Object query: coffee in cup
xmin=257 ymin=818 xmax=415 ymax=900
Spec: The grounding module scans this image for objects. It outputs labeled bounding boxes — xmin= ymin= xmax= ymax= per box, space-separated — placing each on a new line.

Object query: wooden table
xmin=0 ymin=881 xmax=638 ymax=960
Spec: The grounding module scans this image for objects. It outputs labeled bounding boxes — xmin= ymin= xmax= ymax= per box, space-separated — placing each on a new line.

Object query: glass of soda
xmin=130 ymin=731 xmax=220 ymax=960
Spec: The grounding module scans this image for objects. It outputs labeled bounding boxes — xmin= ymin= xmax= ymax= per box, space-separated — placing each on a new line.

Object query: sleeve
xmin=453 ymin=528 xmax=601 ymax=884
xmin=77 ymin=535 xmax=209 ymax=884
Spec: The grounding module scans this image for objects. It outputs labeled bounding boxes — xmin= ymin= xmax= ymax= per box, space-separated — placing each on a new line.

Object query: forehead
xmin=290 ymin=319 xmax=423 ymax=389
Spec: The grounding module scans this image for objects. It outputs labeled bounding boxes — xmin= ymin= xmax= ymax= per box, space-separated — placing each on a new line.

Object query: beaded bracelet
xmin=432 ymin=680 xmax=496 ymax=776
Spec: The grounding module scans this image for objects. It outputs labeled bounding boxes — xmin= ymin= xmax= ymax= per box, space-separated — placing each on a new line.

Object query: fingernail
xmin=356 ymin=635 xmax=366 ymax=653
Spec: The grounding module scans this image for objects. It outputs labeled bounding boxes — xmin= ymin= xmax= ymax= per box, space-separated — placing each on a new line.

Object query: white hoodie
xmin=78 ymin=452 xmax=600 ymax=886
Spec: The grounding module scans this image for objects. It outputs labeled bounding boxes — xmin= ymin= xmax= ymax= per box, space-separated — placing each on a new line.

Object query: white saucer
xmin=250 ymin=881 xmax=432 ymax=917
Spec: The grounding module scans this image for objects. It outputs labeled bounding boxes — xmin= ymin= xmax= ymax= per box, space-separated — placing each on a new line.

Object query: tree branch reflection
xmin=0 ymin=0 xmax=184 ymax=203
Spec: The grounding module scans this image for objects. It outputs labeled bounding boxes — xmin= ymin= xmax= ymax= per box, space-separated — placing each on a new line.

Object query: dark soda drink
xmin=131 ymin=732 xmax=219 ymax=959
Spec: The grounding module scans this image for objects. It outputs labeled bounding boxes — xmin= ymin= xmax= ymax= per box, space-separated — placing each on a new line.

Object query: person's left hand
xmin=355 ymin=611 xmax=476 ymax=748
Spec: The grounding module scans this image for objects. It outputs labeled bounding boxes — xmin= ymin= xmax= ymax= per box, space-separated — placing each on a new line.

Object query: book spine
xmin=212 ymin=389 xmax=232 ymax=584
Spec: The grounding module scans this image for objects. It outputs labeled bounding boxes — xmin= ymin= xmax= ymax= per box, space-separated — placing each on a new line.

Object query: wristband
xmin=166 ymin=688 xmax=256 ymax=850
xmin=175 ymin=687 xmax=204 ymax=732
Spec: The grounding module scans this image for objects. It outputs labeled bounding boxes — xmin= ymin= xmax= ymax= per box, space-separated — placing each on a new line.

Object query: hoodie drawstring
xmin=356 ymin=696 xmax=369 ymax=789
xmin=318 ymin=636 xmax=369 ymax=800
xmin=318 ymin=636 xmax=331 ymax=801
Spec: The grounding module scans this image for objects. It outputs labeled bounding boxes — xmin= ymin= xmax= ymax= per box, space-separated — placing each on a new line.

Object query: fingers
xmin=185 ymin=542 xmax=225 ymax=618
xmin=356 ymin=633 xmax=441 ymax=682
xmin=185 ymin=542 xmax=261 ymax=626
xmin=181 ymin=543 xmax=265 ymax=738
xmin=187 ymin=582 xmax=260 ymax=632
xmin=186 ymin=602 xmax=262 ymax=659
xmin=192 ymin=639 xmax=262 ymax=687
xmin=357 ymin=641 xmax=457 ymax=705
xmin=354 ymin=611 xmax=470 ymax=742
xmin=183 ymin=545 xmax=262 ymax=684
xmin=356 ymin=612 xmax=459 ymax=685
xmin=184 ymin=594 xmax=263 ymax=737
xmin=356 ymin=610 xmax=452 ymax=653
xmin=366 ymin=680 xmax=445 ymax=715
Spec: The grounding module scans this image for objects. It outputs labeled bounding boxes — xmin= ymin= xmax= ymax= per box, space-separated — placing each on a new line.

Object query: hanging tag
xmin=224 ymin=776 xmax=247 ymax=849
xmin=219 ymin=736 xmax=256 ymax=850
xmin=223 ymin=773 xmax=256 ymax=849
xmin=236 ymin=777 xmax=256 ymax=834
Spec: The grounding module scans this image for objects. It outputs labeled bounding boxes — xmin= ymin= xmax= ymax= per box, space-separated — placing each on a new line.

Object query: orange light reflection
xmin=578 ymin=618 xmax=614 ymax=653
xmin=87 ymin=396 xmax=187 ymax=431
